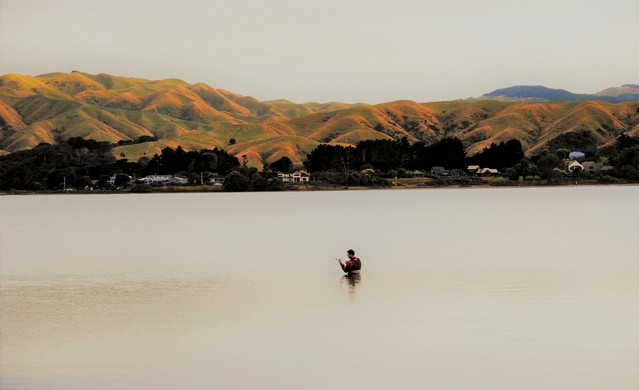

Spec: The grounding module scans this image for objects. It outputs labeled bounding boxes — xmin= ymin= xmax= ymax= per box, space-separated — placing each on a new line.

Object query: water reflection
xmin=341 ymin=273 xmax=361 ymax=295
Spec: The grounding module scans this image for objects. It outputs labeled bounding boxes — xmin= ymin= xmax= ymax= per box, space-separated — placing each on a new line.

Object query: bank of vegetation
xmin=1 ymin=133 xmax=638 ymax=193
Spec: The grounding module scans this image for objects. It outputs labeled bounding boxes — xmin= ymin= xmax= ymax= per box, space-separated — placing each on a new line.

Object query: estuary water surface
xmin=1 ymin=187 xmax=638 ymax=389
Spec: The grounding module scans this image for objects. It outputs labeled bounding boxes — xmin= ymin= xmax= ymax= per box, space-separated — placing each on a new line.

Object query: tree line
xmin=304 ymin=137 xmax=525 ymax=172
xmin=1 ymin=134 xmax=638 ymax=191
xmin=303 ymin=135 xmax=639 ymax=184
xmin=0 ymin=138 xmax=241 ymax=191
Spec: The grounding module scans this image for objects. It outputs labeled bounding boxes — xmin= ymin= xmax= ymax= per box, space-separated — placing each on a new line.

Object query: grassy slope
xmin=2 ymin=72 xmax=639 ymax=166
xmin=425 ymin=100 xmax=639 ymax=156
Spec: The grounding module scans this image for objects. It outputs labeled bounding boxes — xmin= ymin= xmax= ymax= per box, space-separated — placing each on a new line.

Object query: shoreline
xmin=2 ymin=180 xmax=637 ymax=196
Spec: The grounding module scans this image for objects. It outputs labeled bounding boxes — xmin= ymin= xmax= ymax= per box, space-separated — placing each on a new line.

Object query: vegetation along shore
xmin=1 ymin=134 xmax=637 ymax=194
xmin=1 ymin=72 xmax=638 ymax=193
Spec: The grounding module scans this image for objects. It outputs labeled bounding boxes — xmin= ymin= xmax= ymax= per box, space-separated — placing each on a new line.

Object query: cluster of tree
xmin=0 ymin=138 xmax=116 ymax=190
xmin=309 ymin=170 xmax=390 ymax=187
xmin=467 ymin=140 xmax=526 ymax=170
xmin=304 ymin=137 xmax=524 ymax=173
xmin=265 ymin=156 xmax=294 ymax=174
xmin=222 ymin=165 xmax=286 ymax=192
xmin=116 ymin=135 xmax=158 ymax=146
xmin=303 ymin=134 xmax=639 ymax=184
xmin=0 ymin=139 xmax=242 ymax=191
xmin=500 ymin=134 xmax=639 ymax=183
xmin=132 ymin=145 xmax=240 ymax=178
xmin=603 ymin=134 xmax=639 ymax=179
xmin=0 ymin=137 xmax=301 ymax=192
xmin=546 ymin=131 xmax=599 ymax=152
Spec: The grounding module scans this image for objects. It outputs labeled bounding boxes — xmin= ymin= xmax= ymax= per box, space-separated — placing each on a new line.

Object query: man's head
xmin=347 ymin=249 xmax=355 ymax=258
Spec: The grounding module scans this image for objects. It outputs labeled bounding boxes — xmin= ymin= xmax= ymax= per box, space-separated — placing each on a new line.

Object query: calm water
xmin=1 ymin=187 xmax=638 ymax=389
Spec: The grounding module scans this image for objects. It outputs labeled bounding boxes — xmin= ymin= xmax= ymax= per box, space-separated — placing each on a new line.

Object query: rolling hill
xmin=1 ymin=72 xmax=638 ymax=167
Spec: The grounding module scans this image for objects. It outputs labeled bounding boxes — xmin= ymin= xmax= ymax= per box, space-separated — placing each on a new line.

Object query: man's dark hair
xmin=347 ymin=249 xmax=355 ymax=256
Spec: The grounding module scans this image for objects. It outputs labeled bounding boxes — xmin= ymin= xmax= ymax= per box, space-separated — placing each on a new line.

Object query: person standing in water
xmin=336 ymin=249 xmax=361 ymax=274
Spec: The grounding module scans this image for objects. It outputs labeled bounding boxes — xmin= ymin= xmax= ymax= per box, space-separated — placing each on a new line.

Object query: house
xmin=581 ymin=161 xmax=604 ymax=174
xmin=569 ymin=151 xmax=585 ymax=159
xmin=137 ymin=175 xmax=171 ymax=185
xmin=467 ymin=165 xmax=480 ymax=174
xmin=208 ymin=176 xmax=225 ymax=186
xmin=169 ymin=176 xmax=188 ymax=185
xmin=278 ymin=171 xmax=310 ymax=183
xmin=430 ymin=166 xmax=448 ymax=176
xmin=567 ymin=161 xmax=583 ymax=173
xmin=137 ymin=175 xmax=188 ymax=185
xmin=477 ymin=168 xmax=499 ymax=176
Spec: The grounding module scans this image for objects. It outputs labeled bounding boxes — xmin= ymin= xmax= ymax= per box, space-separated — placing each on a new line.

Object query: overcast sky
xmin=1 ymin=0 xmax=637 ymax=104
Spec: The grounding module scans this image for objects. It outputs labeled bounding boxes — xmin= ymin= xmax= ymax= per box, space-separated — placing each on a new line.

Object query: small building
xmin=567 ymin=161 xmax=583 ymax=173
xmin=169 ymin=176 xmax=188 ymax=185
xmin=467 ymin=165 xmax=480 ymax=174
xmin=477 ymin=168 xmax=499 ymax=176
xmin=278 ymin=171 xmax=310 ymax=183
xmin=208 ymin=176 xmax=225 ymax=186
xmin=581 ymin=161 xmax=604 ymax=174
xmin=569 ymin=151 xmax=585 ymax=159
xmin=137 ymin=175 xmax=169 ymax=185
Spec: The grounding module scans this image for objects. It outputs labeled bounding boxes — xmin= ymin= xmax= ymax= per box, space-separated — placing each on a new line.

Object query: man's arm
xmin=338 ymin=259 xmax=352 ymax=273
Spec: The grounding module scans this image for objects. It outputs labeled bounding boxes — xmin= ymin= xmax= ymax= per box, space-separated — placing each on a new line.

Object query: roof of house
xmin=568 ymin=161 xmax=583 ymax=169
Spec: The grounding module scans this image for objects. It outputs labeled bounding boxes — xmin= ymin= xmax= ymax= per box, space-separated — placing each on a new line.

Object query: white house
xmin=208 ymin=176 xmax=225 ymax=186
xmin=477 ymin=168 xmax=499 ymax=176
xmin=467 ymin=165 xmax=480 ymax=174
xmin=567 ymin=161 xmax=583 ymax=173
xmin=137 ymin=175 xmax=188 ymax=185
xmin=278 ymin=171 xmax=310 ymax=183
xmin=137 ymin=175 xmax=169 ymax=185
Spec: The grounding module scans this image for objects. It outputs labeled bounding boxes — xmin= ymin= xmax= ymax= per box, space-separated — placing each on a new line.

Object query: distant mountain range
xmin=1 ymin=72 xmax=638 ymax=166
xmin=480 ymin=85 xmax=639 ymax=103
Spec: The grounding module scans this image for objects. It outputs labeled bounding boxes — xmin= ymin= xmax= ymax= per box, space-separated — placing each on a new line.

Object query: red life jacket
xmin=350 ymin=257 xmax=361 ymax=271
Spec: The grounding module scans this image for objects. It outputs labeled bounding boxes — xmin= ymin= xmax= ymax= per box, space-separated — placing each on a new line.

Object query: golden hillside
xmin=1 ymin=72 xmax=638 ymax=167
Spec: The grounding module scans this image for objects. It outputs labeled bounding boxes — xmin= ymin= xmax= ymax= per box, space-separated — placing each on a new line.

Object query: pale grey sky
xmin=1 ymin=0 xmax=637 ymax=103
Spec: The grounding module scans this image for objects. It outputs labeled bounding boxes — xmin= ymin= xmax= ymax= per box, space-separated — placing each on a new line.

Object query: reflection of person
xmin=343 ymin=273 xmax=361 ymax=287
xmin=336 ymin=249 xmax=361 ymax=275
xmin=342 ymin=272 xmax=361 ymax=295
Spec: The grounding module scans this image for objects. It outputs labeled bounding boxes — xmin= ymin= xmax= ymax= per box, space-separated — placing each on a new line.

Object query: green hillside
xmin=1 ymin=72 xmax=639 ymax=166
